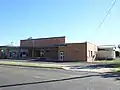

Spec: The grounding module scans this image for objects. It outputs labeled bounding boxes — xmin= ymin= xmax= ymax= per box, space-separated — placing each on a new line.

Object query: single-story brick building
xmin=0 ymin=46 xmax=29 ymax=59
xmin=19 ymin=36 xmax=97 ymax=62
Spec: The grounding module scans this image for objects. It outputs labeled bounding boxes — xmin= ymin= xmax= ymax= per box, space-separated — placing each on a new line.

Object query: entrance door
xmin=40 ymin=49 xmax=45 ymax=57
xmin=59 ymin=51 xmax=64 ymax=61
xmin=35 ymin=50 xmax=40 ymax=57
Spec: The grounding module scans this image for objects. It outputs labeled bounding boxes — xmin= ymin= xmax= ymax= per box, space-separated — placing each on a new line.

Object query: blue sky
xmin=0 ymin=0 xmax=119 ymax=46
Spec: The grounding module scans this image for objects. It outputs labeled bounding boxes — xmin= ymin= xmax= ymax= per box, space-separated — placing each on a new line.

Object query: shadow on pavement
xmin=70 ymin=64 xmax=120 ymax=81
xmin=0 ymin=74 xmax=100 ymax=88
xmin=70 ymin=64 xmax=117 ymax=69
xmin=101 ymin=72 xmax=120 ymax=81
xmin=0 ymin=72 xmax=119 ymax=88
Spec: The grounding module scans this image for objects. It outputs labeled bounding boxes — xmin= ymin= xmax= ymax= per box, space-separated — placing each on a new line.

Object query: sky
xmin=0 ymin=0 xmax=119 ymax=46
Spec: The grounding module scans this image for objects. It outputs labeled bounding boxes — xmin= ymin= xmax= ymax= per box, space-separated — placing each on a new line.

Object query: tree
xmin=118 ymin=44 xmax=120 ymax=49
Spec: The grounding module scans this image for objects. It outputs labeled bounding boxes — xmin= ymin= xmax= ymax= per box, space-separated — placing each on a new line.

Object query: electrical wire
xmin=96 ymin=0 xmax=116 ymax=31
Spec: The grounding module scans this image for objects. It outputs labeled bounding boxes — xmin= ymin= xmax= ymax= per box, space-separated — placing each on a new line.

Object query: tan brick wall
xmin=20 ymin=37 xmax=65 ymax=47
xmin=58 ymin=43 xmax=86 ymax=61
xmin=86 ymin=42 xmax=97 ymax=62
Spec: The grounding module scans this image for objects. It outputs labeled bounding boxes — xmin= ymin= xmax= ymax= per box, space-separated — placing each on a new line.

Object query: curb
xmin=0 ymin=63 xmax=64 ymax=69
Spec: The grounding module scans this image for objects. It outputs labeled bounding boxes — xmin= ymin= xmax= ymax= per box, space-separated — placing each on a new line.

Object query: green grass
xmin=95 ymin=59 xmax=120 ymax=72
xmin=95 ymin=59 xmax=120 ymax=64
xmin=0 ymin=61 xmax=67 ymax=69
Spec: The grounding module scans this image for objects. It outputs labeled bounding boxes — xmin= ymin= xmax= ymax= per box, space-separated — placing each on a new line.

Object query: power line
xmin=96 ymin=0 xmax=116 ymax=31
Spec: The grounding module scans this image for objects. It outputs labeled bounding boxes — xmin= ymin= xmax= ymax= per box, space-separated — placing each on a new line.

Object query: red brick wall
xmin=20 ymin=36 xmax=65 ymax=47
xmin=58 ymin=42 xmax=97 ymax=62
xmin=58 ymin=43 xmax=87 ymax=61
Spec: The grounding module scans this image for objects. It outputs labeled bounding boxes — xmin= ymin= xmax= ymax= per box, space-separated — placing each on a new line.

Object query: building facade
xmin=0 ymin=46 xmax=29 ymax=59
xmin=20 ymin=36 xmax=97 ymax=62
xmin=58 ymin=42 xmax=97 ymax=62
xmin=0 ymin=36 xmax=97 ymax=62
xmin=20 ymin=36 xmax=65 ymax=47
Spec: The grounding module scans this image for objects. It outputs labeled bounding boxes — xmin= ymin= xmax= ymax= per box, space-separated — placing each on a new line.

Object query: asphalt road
xmin=0 ymin=66 xmax=119 ymax=90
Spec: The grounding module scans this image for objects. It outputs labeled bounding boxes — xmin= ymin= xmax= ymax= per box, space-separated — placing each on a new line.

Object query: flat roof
xmin=98 ymin=45 xmax=116 ymax=48
xmin=21 ymin=36 xmax=65 ymax=41
xmin=0 ymin=44 xmax=66 ymax=48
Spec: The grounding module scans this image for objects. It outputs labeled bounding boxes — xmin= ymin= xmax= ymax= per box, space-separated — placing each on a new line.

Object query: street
xmin=0 ymin=65 xmax=119 ymax=90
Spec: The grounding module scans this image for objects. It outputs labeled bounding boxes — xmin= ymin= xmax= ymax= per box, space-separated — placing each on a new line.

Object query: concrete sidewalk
xmin=0 ymin=59 xmax=119 ymax=73
xmin=0 ymin=59 xmax=93 ymax=67
xmin=62 ymin=66 xmax=119 ymax=73
xmin=0 ymin=60 xmax=69 ymax=69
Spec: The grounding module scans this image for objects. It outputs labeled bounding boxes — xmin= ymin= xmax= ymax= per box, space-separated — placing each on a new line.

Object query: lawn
xmin=95 ymin=59 xmax=120 ymax=64
xmin=0 ymin=61 xmax=68 ymax=69
xmin=95 ymin=59 xmax=120 ymax=72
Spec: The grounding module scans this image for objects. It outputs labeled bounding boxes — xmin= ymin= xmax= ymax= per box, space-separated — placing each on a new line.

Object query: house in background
xmin=96 ymin=45 xmax=116 ymax=60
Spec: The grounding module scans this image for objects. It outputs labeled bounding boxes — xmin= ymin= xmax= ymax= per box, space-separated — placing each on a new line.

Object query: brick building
xmin=0 ymin=46 xmax=29 ymax=59
xmin=20 ymin=36 xmax=97 ymax=62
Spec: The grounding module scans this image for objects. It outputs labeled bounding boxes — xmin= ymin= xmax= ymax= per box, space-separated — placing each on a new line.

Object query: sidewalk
xmin=0 ymin=59 xmax=93 ymax=67
xmin=62 ymin=64 xmax=120 ymax=73
xmin=0 ymin=60 xmax=69 ymax=69
xmin=62 ymin=67 xmax=119 ymax=73
xmin=0 ymin=59 xmax=119 ymax=73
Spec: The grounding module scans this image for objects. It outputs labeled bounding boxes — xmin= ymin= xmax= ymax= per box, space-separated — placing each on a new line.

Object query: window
xmin=46 ymin=50 xmax=49 ymax=52
xmin=9 ymin=52 xmax=12 ymax=57
xmin=88 ymin=50 xmax=91 ymax=57
xmin=60 ymin=56 xmax=64 ymax=60
xmin=60 ymin=51 xmax=64 ymax=55
xmin=88 ymin=50 xmax=93 ymax=57
xmin=59 ymin=51 xmax=64 ymax=60
xmin=91 ymin=51 xmax=93 ymax=57
xmin=98 ymin=48 xmax=113 ymax=51
xmin=40 ymin=49 xmax=44 ymax=52
xmin=98 ymin=48 xmax=106 ymax=51
xmin=23 ymin=52 xmax=26 ymax=54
